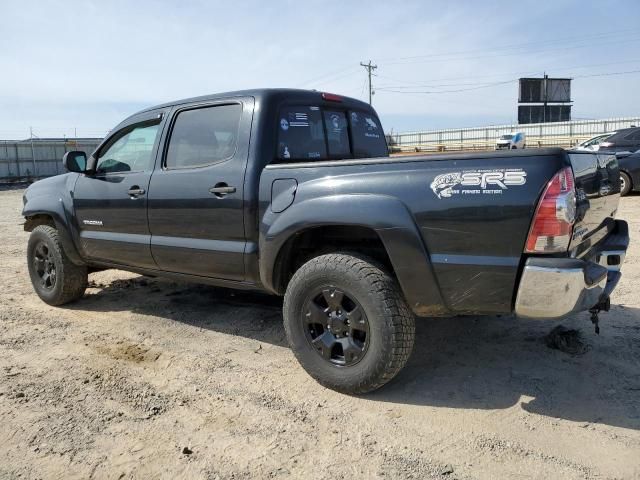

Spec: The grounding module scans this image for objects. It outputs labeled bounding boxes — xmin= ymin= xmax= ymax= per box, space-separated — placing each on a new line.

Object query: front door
xmin=147 ymin=98 xmax=253 ymax=280
xmin=73 ymin=110 xmax=166 ymax=268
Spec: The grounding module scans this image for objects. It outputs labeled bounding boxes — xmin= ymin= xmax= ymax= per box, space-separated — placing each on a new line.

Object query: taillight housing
xmin=321 ymin=92 xmax=343 ymax=102
xmin=525 ymin=166 xmax=576 ymax=253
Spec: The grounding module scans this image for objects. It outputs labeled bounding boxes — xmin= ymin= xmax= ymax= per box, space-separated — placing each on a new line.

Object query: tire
xmin=283 ymin=253 xmax=415 ymax=394
xmin=27 ymin=225 xmax=88 ymax=306
xmin=620 ymin=171 xmax=632 ymax=196
xmin=511 ymin=145 xmax=517 ymax=149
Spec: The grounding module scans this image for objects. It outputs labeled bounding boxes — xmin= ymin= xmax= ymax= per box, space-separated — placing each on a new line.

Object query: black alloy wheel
xmin=304 ymin=287 xmax=370 ymax=367
xmin=33 ymin=241 xmax=57 ymax=290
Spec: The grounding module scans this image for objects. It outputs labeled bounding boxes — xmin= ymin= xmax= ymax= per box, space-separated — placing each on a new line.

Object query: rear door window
xmin=277 ymin=106 xmax=326 ymax=161
xmin=165 ymin=103 xmax=242 ymax=169
xmin=625 ymin=130 xmax=640 ymax=141
xmin=349 ymin=111 xmax=387 ymax=158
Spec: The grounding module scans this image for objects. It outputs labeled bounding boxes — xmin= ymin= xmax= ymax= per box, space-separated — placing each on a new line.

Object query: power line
xmin=373 ymin=70 xmax=542 ymax=88
xmin=311 ymin=68 xmax=362 ymax=88
xmin=376 ymin=78 xmax=519 ymax=95
xmin=297 ymin=65 xmax=361 ymax=88
xmin=574 ymin=69 xmax=640 ymax=79
xmin=375 ymin=68 xmax=640 ymax=96
xmin=378 ymin=33 xmax=640 ymax=67
xmin=298 ymin=30 xmax=640 ymax=96
xmin=376 ymin=28 xmax=639 ymax=63
xmin=374 ymin=59 xmax=640 ymax=89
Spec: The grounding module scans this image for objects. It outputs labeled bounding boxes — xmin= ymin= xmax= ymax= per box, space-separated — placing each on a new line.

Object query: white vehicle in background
xmin=496 ymin=132 xmax=526 ymax=150
xmin=570 ymin=132 xmax=615 ymax=152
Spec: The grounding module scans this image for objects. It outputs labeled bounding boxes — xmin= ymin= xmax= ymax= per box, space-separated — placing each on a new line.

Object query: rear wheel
xmin=620 ymin=171 xmax=632 ymax=196
xmin=283 ymin=253 xmax=415 ymax=394
xmin=27 ymin=225 xmax=88 ymax=305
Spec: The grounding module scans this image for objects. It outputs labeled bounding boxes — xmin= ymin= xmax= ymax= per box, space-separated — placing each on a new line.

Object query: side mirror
xmin=615 ymin=151 xmax=632 ymax=160
xmin=62 ymin=151 xmax=87 ymax=173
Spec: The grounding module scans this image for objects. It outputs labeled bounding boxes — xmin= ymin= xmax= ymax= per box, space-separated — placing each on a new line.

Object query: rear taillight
xmin=525 ymin=166 xmax=576 ymax=253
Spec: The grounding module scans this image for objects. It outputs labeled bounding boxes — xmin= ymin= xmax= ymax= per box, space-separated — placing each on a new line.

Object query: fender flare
xmin=23 ymin=195 xmax=85 ymax=266
xmin=259 ymin=194 xmax=448 ymax=316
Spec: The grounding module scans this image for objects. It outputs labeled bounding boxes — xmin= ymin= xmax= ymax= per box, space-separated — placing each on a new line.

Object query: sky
xmin=1 ymin=0 xmax=639 ymax=139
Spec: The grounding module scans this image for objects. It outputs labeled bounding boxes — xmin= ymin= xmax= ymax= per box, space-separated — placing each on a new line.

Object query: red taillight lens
xmin=525 ymin=166 xmax=576 ymax=253
xmin=321 ymin=92 xmax=343 ymax=102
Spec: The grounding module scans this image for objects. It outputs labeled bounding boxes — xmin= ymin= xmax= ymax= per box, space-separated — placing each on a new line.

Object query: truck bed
xmin=261 ymin=148 xmax=619 ymax=315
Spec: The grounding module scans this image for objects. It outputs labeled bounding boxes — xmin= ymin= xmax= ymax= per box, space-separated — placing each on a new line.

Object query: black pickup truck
xmin=22 ymin=89 xmax=629 ymax=394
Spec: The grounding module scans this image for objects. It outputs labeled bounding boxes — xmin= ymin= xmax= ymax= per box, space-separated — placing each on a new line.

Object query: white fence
xmin=3 ymin=117 xmax=639 ymax=180
xmin=387 ymin=117 xmax=640 ymax=153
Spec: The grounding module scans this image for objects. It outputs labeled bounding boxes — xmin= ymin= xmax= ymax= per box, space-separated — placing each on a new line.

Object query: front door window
xmin=96 ymin=123 xmax=160 ymax=174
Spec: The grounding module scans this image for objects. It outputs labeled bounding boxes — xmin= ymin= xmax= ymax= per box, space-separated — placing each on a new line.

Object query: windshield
xmin=579 ymin=134 xmax=612 ymax=148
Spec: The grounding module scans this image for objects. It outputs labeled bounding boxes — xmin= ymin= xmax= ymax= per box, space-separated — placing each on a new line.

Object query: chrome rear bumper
xmin=515 ymin=220 xmax=628 ymax=319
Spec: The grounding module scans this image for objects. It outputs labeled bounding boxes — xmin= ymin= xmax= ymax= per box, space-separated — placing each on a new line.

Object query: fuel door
xmin=271 ymin=178 xmax=298 ymax=213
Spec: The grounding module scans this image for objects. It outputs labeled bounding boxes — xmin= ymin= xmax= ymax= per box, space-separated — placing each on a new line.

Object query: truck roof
xmin=134 ymin=88 xmax=373 ymax=116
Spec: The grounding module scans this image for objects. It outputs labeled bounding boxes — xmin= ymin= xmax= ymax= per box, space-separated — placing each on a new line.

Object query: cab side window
xmin=96 ymin=123 xmax=160 ymax=174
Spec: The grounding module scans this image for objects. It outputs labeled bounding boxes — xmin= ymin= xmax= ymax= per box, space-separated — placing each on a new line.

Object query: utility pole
xmin=542 ymin=72 xmax=548 ymax=123
xmin=360 ymin=60 xmax=377 ymax=105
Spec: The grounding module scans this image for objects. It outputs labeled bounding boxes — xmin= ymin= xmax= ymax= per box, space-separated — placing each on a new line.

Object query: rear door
xmin=147 ymin=97 xmax=254 ymax=280
xmin=73 ymin=110 xmax=166 ymax=268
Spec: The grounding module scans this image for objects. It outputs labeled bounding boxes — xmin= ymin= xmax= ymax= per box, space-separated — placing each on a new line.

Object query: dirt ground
xmin=1 ymin=185 xmax=639 ymax=480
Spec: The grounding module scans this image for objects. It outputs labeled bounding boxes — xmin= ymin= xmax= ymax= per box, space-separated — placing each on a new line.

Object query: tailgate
xmin=568 ymin=151 xmax=620 ymax=257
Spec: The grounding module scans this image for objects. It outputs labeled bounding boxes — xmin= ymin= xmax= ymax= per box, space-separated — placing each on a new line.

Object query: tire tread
xmin=29 ymin=225 xmax=87 ymax=305
xmin=283 ymin=252 xmax=415 ymax=394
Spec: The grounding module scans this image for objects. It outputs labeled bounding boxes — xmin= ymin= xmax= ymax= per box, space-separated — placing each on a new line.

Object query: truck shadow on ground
xmin=73 ymin=275 xmax=640 ymax=431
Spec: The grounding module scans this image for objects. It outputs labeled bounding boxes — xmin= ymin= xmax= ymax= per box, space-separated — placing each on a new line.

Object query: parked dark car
xmin=21 ymin=89 xmax=629 ymax=394
xmin=599 ymin=127 xmax=640 ymax=153
xmin=616 ymin=149 xmax=640 ymax=195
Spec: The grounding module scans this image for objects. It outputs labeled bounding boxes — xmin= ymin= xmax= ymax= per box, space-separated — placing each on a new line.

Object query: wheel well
xmin=24 ymin=214 xmax=55 ymax=232
xmin=273 ymin=225 xmax=393 ymax=294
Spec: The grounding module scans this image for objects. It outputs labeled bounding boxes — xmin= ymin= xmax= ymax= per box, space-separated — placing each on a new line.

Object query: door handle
xmin=209 ymin=183 xmax=236 ymax=197
xmin=128 ymin=186 xmax=146 ymax=197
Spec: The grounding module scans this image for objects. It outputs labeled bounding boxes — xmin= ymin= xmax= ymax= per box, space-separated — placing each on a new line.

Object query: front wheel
xmin=283 ymin=253 xmax=415 ymax=394
xmin=620 ymin=171 xmax=632 ymax=196
xmin=27 ymin=225 xmax=88 ymax=305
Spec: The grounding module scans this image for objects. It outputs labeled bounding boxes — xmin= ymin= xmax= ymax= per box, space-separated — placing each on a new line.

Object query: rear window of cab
xmin=276 ymin=105 xmax=387 ymax=162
